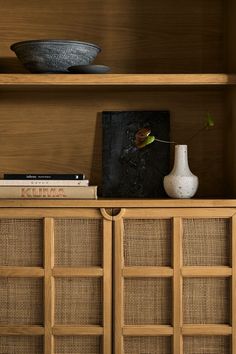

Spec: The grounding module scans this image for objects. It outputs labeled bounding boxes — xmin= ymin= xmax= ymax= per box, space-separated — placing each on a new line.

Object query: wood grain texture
xmin=52 ymin=267 xmax=103 ymax=277
xmin=124 ymin=208 xmax=236 ymax=218
xmin=114 ymin=218 xmax=124 ymax=354
xmin=182 ymin=324 xmax=232 ymax=336
xmin=103 ymin=219 xmax=112 ymax=354
xmin=44 ymin=218 xmax=54 ymax=354
xmin=173 ymin=218 xmax=183 ymax=354
xmin=232 ymin=214 xmax=236 ymax=354
xmin=181 ymin=266 xmax=232 ymax=277
xmin=0 ymin=267 xmax=44 ymax=277
xmin=0 ymin=88 xmax=226 ymax=197
xmin=0 ymin=74 xmax=235 ymax=86
xmin=0 ymin=199 xmax=235 ymax=208
xmin=52 ymin=325 xmax=103 ymax=336
xmin=123 ymin=267 xmax=173 ymax=277
xmin=0 ymin=326 xmax=44 ymax=335
xmin=0 ymin=208 xmax=102 ymax=218
xmin=228 ymin=0 xmax=236 ymax=72
xmin=0 ymin=0 xmax=225 ymax=74
xmin=123 ymin=325 xmax=173 ymax=336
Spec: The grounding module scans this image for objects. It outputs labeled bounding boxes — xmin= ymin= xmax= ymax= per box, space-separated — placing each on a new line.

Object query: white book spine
xmin=0 ymin=186 xmax=97 ymax=199
xmin=0 ymin=180 xmax=89 ymax=186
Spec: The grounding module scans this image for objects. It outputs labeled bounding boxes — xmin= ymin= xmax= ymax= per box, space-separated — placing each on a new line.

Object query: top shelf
xmin=1 ymin=74 xmax=236 ymax=87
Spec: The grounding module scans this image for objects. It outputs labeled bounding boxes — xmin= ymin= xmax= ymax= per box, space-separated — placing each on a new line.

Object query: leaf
xmin=206 ymin=113 xmax=215 ymax=128
xmin=136 ymin=135 xmax=155 ymax=149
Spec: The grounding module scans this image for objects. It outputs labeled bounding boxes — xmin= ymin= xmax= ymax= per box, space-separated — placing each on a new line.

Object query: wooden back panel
xmin=0 ymin=87 xmax=226 ymax=197
xmin=0 ymin=0 xmax=226 ymax=73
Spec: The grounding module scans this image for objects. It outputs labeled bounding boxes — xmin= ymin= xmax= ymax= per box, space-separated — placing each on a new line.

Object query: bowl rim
xmin=10 ymin=40 xmax=101 ymax=52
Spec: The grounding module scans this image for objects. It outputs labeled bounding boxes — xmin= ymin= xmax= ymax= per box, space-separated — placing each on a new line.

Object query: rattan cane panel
xmin=55 ymin=278 xmax=102 ymax=325
xmin=123 ymin=219 xmax=172 ymax=266
xmin=0 ymin=278 xmax=43 ymax=325
xmin=0 ymin=219 xmax=43 ymax=266
xmin=0 ymin=336 xmax=43 ymax=354
xmin=124 ymin=278 xmax=172 ymax=325
xmin=55 ymin=336 xmax=102 ymax=354
xmin=183 ymin=278 xmax=230 ymax=324
xmin=183 ymin=218 xmax=231 ymax=266
xmin=54 ymin=219 xmax=102 ymax=267
xmin=124 ymin=336 xmax=172 ymax=354
xmin=184 ymin=336 xmax=231 ymax=354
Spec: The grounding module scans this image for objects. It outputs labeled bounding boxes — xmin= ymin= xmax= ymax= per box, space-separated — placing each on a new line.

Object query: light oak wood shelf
xmin=0 ymin=73 xmax=235 ymax=86
xmin=0 ymin=199 xmax=234 ymax=208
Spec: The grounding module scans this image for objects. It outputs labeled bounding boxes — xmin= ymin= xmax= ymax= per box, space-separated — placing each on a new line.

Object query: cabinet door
xmin=0 ymin=208 xmax=112 ymax=354
xmin=114 ymin=208 xmax=236 ymax=354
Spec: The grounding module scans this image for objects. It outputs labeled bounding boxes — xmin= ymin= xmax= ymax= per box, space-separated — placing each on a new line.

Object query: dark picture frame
xmin=102 ymin=111 xmax=170 ymax=198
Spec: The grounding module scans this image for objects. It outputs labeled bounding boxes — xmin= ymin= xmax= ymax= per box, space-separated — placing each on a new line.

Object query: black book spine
xmin=4 ymin=174 xmax=85 ymax=180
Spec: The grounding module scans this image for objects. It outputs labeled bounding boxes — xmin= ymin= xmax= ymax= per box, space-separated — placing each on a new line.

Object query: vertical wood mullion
xmin=173 ymin=217 xmax=183 ymax=354
xmin=114 ymin=218 xmax=124 ymax=354
xmin=44 ymin=218 xmax=55 ymax=354
xmin=232 ymin=215 xmax=236 ymax=354
xmin=103 ymin=218 xmax=112 ymax=354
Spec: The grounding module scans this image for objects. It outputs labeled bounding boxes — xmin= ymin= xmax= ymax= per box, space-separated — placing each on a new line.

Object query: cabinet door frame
xmin=0 ymin=208 xmax=112 ymax=354
xmin=114 ymin=207 xmax=236 ymax=354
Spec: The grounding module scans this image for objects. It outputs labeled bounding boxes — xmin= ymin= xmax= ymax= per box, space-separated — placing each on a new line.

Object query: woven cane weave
xmin=0 ymin=278 xmax=43 ymax=325
xmin=183 ymin=278 xmax=230 ymax=324
xmin=123 ymin=219 xmax=172 ymax=266
xmin=55 ymin=278 xmax=102 ymax=325
xmin=54 ymin=218 xmax=102 ymax=267
xmin=0 ymin=336 xmax=43 ymax=354
xmin=55 ymin=336 xmax=102 ymax=354
xmin=124 ymin=278 xmax=172 ymax=325
xmin=124 ymin=336 xmax=172 ymax=354
xmin=0 ymin=219 xmax=43 ymax=266
xmin=184 ymin=336 xmax=231 ymax=354
xmin=183 ymin=218 xmax=231 ymax=266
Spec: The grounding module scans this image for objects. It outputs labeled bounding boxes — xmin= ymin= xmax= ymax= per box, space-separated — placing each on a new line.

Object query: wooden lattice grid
xmin=0 ymin=208 xmax=112 ymax=354
xmin=115 ymin=208 xmax=236 ymax=354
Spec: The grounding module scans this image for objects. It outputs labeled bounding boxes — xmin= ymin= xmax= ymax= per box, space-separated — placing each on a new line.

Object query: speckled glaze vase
xmin=164 ymin=145 xmax=198 ymax=198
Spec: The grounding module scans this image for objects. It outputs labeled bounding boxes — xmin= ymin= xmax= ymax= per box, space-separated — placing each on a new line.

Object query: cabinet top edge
xmin=0 ymin=199 xmax=235 ymax=208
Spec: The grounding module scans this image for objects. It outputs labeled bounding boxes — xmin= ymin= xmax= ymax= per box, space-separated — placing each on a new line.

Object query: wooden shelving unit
xmin=0 ymin=0 xmax=235 ymax=198
xmin=0 ymin=0 xmax=236 ymax=353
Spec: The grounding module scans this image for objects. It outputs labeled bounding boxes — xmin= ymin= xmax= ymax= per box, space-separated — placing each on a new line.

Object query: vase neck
xmin=172 ymin=145 xmax=191 ymax=174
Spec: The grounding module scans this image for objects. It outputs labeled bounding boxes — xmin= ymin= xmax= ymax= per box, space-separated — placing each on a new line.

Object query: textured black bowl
xmin=11 ymin=40 xmax=101 ymax=73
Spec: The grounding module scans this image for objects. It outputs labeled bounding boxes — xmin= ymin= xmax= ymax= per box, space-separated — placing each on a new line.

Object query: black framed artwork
xmin=102 ymin=111 xmax=170 ymax=198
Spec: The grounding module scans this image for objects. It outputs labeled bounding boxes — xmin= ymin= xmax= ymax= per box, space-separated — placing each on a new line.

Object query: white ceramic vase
xmin=164 ymin=144 xmax=198 ymax=198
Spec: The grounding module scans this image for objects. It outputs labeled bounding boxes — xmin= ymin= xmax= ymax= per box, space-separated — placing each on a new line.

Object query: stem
xmin=186 ymin=126 xmax=207 ymax=144
xmin=154 ymin=138 xmax=176 ymax=144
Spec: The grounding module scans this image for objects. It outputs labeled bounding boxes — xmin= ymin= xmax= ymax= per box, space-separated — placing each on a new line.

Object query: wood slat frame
xmin=0 ymin=326 xmax=45 ymax=336
xmin=232 ymin=214 xmax=236 ymax=354
xmin=51 ymin=211 xmax=112 ymax=354
xmin=114 ymin=217 xmax=124 ymax=354
xmin=44 ymin=218 xmax=55 ymax=354
xmin=114 ymin=210 xmax=175 ymax=354
xmin=114 ymin=208 xmax=236 ymax=354
xmin=0 ymin=208 xmax=112 ymax=354
xmin=173 ymin=218 xmax=183 ymax=354
xmin=0 ymin=267 xmax=44 ymax=277
xmin=0 ymin=206 xmax=235 ymax=354
xmin=102 ymin=218 xmax=112 ymax=353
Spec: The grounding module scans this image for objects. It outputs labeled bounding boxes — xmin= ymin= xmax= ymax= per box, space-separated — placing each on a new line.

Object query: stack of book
xmin=0 ymin=174 xmax=97 ymax=199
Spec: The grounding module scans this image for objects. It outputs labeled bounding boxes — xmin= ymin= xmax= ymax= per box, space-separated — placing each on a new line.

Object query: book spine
xmin=0 ymin=180 xmax=89 ymax=186
xmin=0 ymin=186 xmax=97 ymax=199
xmin=4 ymin=174 xmax=85 ymax=180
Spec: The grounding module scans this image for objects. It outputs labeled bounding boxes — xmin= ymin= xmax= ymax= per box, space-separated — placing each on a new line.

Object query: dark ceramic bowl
xmin=68 ymin=64 xmax=111 ymax=74
xmin=10 ymin=40 xmax=101 ymax=73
